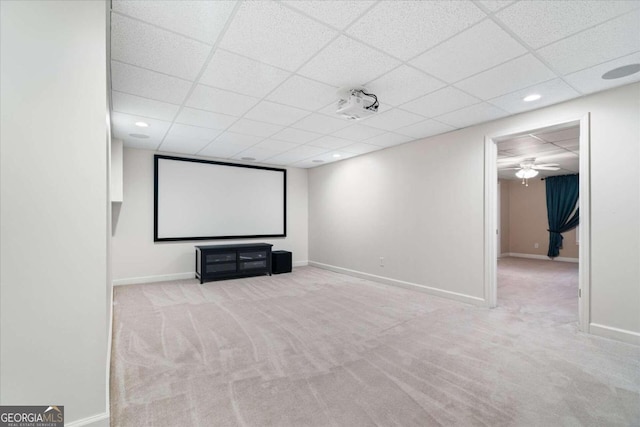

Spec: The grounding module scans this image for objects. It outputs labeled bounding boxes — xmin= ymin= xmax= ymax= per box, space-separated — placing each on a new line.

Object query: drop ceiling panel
xmin=219 ymin=1 xmax=337 ymax=71
xmin=232 ymin=146 xmax=281 ymax=162
xmin=111 ymin=61 xmax=192 ymax=105
xmin=411 ymin=20 xmax=526 ymax=84
xmin=112 ymin=0 xmax=237 ymax=44
xmin=266 ymin=76 xmax=337 ymax=110
xmin=265 ymin=145 xmax=328 ymax=164
xmin=291 ymin=113 xmax=350 ymax=134
xmin=362 ymin=108 xmax=425 ymax=131
xmin=496 ymin=135 xmax=545 ymax=151
xmin=253 ymin=139 xmax=299 ymax=152
xmin=270 ymin=127 xmax=322 ymax=144
xmin=488 ymin=79 xmax=580 ymax=114
xmin=366 ymin=65 xmax=445 ymax=106
xmin=174 ymin=107 xmax=238 ymax=130
xmin=346 ymin=1 xmax=485 ymax=60
xmin=244 ymin=101 xmax=311 ymax=126
xmin=159 ymin=124 xmax=222 ymax=154
xmin=110 ymin=14 xmax=211 ymax=80
xmin=111 ymin=112 xmax=171 ymax=149
xmin=455 ymin=54 xmax=556 ymax=100
xmin=436 ymin=102 xmax=508 ymax=128
xmin=282 ymin=0 xmax=376 ymax=29
xmin=199 ymin=50 xmax=291 ymax=98
xmin=226 ymin=118 xmax=283 ymax=138
xmin=396 ymin=119 xmax=455 ymax=139
xmin=400 ymin=87 xmax=480 ymax=118
xmin=342 ymin=142 xmax=382 ymax=155
xmin=495 ymin=0 xmax=640 ymax=49
xmin=185 ymin=84 xmax=259 ymax=116
xmin=298 ymin=36 xmax=401 ymax=88
xmin=477 ymin=1 xmax=515 ymax=13
xmin=198 ymin=141 xmax=246 ymax=159
xmin=112 ymin=91 xmax=179 ymax=121
xmin=536 ymin=9 xmax=640 ymax=74
xmin=364 ymin=132 xmax=413 ymax=147
xmin=564 ymin=52 xmax=640 ymax=94
xmin=307 ymin=135 xmax=355 ymax=150
xmin=213 ymin=131 xmax=263 ymax=147
xmin=331 ymin=124 xmax=387 ymax=141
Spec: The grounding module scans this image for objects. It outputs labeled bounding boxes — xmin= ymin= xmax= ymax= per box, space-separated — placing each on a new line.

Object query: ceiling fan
xmin=500 ymin=158 xmax=560 ymax=186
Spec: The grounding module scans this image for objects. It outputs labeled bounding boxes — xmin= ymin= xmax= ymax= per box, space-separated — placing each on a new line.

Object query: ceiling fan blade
xmin=535 ymin=163 xmax=560 ymax=167
xmin=534 ymin=166 xmax=560 ymax=170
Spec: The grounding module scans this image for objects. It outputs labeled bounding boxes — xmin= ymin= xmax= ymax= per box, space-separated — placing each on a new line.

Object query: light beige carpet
xmin=110 ymin=259 xmax=639 ymax=426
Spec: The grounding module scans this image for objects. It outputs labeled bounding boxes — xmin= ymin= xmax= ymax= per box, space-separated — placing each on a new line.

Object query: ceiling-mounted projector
xmin=336 ymin=87 xmax=379 ymax=120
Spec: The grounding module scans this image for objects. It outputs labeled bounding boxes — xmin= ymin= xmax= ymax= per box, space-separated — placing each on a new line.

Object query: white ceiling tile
xmin=496 ymin=135 xmax=545 ymax=151
xmin=396 ymin=119 xmax=455 ymax=139
xmin=488 ymin=79 xmax=580 ymax=114
xmin=198 ymin=141 xmax=247 ymax=159
xmin=331 ymin=124 xmax=387 ymax=141
xmin=244 ymin=101 xmax=311 ymax=126
xmin=342 ymin=142 xmax=382 ymax=155
xmin=186 ymin=84 xmax=259 ymax=116
xmin=362 ymin=108 xmax=425 ymax=131
xmin=112 ymin=91 xmax=179 ymax=121
xmin=536 ymin=9 xmax=640 ymax=74
xmin=282 ymin=1 xmax=376 ymax=29
xmin=410 ymin=20 xmax=527 ymax=83
xmin=307 ymin=135 xmax=355 ymax=150
xmin=495 ymin=1 xmax=640 ymax=49
xmin=270 ymin=128 xmax=322 ymax=144
xmin=291 ymin=113 xmax=350 ymax=133
xmin=110 ymin=13 xmax=211 ymax=80
xmin=174 ymin=107 xmax=238 ymax=130
xmin=111 ymin=112 xmax=171 ymax=150
xmin=111 ymin=61 xmax=192 ymax=105
xmin=232 ymin=147 xmax=280 ymax=162
xmin=298 ymin=36 xmax=401 ymax=87
xmin=346 ymin=1 xmax=485 ymax=60
xmin=266 ymin=145 xmax=328 ymax=164
xmin=267 ymin=76 xmax=337 ymax=110
xmin=400 ymin=87 xmax=480 ymax=118
xmin=112 ymin=1 xmax=237 ymax=44
xmin=436 ymin=102 xmax=508 ymax=128
xmin=309 ymin=150 xmax=358 ymax=163
xmin=226 ymin=118 xmax=283 ymax=138
xmin=564 ymin=52 xmax=640 ymax=94
xmin=199 ymin=50 xmax=291 ymax=97
xmin=477 ymin=1 xmax=515 ymax=13
xmin=219 ymin=1 xmax=337 ymax=71
xmin=159 ymin=124 xmax=222 ymax=154
xmin=364 ymin=132 xmax=414 ymax=147
xmin=253 ymin=139 xmax=299 ymax=152
xmin=213 ymin=131 xmax=263 ymax=147
xmin=366 ymin=65 xmax=445 ymax=106
xmin=455 ymin=54 xmax=556 ymax=99
xmin=534 ymin=127 xmax=580 ymax=143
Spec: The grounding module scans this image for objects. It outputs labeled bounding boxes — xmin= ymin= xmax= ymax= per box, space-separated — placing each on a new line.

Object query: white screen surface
xmin=155 ymin=156 xmax=286 ymax=240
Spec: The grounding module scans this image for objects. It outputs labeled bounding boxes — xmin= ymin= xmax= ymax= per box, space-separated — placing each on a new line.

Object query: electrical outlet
xmin=534 ymin=243 xmax=539 ymax=249
xmin=379 ymin=257 xmax=384 ymax=267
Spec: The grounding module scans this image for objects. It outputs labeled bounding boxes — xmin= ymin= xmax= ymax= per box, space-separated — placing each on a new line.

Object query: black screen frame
xmin=154 ymin=155 xmax=287 ymax=242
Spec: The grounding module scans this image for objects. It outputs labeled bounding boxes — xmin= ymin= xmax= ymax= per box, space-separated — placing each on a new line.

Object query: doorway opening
xmin=484 ymin=115 xmax=591 ymax=332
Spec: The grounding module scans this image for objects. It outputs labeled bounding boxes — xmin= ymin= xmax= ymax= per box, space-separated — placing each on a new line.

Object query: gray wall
xmin=0 ymin=1 xmax=109 ymax=424
xmin=309 ymin=83 xmax=640 ymax=341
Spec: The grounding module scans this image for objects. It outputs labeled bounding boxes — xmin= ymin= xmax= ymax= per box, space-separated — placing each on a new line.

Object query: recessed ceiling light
xmin=129 ymin=133 xmax=149 ymax=139
xmin=332 ymin=154 xmax=341 ymax=158
xmin=240 ymin=157 xmax=256 ymax=161
xmin=135 ymin=121 xmax=149 ymax=128
xmin=312 ymin=159 xmax=324 ymax=163
xmin=601 ymin=63 xmax=640 ymax=80
xmin=523 ymin=94 xmax=541 ymax=102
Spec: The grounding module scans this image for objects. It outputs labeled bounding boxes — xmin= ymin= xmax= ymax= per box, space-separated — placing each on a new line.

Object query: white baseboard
xmin=506 ymin=252 xmax=578 ymax=263
xmin=66 ymin=412 xmax=110 ymax=427
xmin=293 ymin=260 xmax=308 ymax=267
xmin=589 ymin=323 xmax=640 ymax=345
xmin=113 ymin=272 xmax=195 ymax=286
xmin=309 ymin=261 xmax=485 ymax=307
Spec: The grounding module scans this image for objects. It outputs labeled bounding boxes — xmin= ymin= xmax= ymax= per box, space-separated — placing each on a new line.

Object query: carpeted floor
xmin=110 ymin=258 xmax=639 ymax=426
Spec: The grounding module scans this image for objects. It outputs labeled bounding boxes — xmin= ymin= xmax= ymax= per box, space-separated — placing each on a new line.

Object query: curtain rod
xmin=540 ymin=173 xmax=579 ymax=181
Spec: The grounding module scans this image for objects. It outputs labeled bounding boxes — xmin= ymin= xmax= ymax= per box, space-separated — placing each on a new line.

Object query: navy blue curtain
xmin=545 ymin=174 xmax=579 ymax=258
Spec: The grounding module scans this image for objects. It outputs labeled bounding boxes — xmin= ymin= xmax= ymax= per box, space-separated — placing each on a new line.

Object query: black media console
xmin=195 ymin=243 xmax=273 ymax=284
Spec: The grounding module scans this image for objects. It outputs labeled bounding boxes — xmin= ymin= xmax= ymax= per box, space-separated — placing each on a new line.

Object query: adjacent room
xmin=2 ymin=1 xmax=640 ymax=426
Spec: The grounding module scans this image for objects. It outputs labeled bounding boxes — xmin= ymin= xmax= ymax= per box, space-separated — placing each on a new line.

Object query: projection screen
xmin=154 ymin=155 xmax=286 ymax=241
